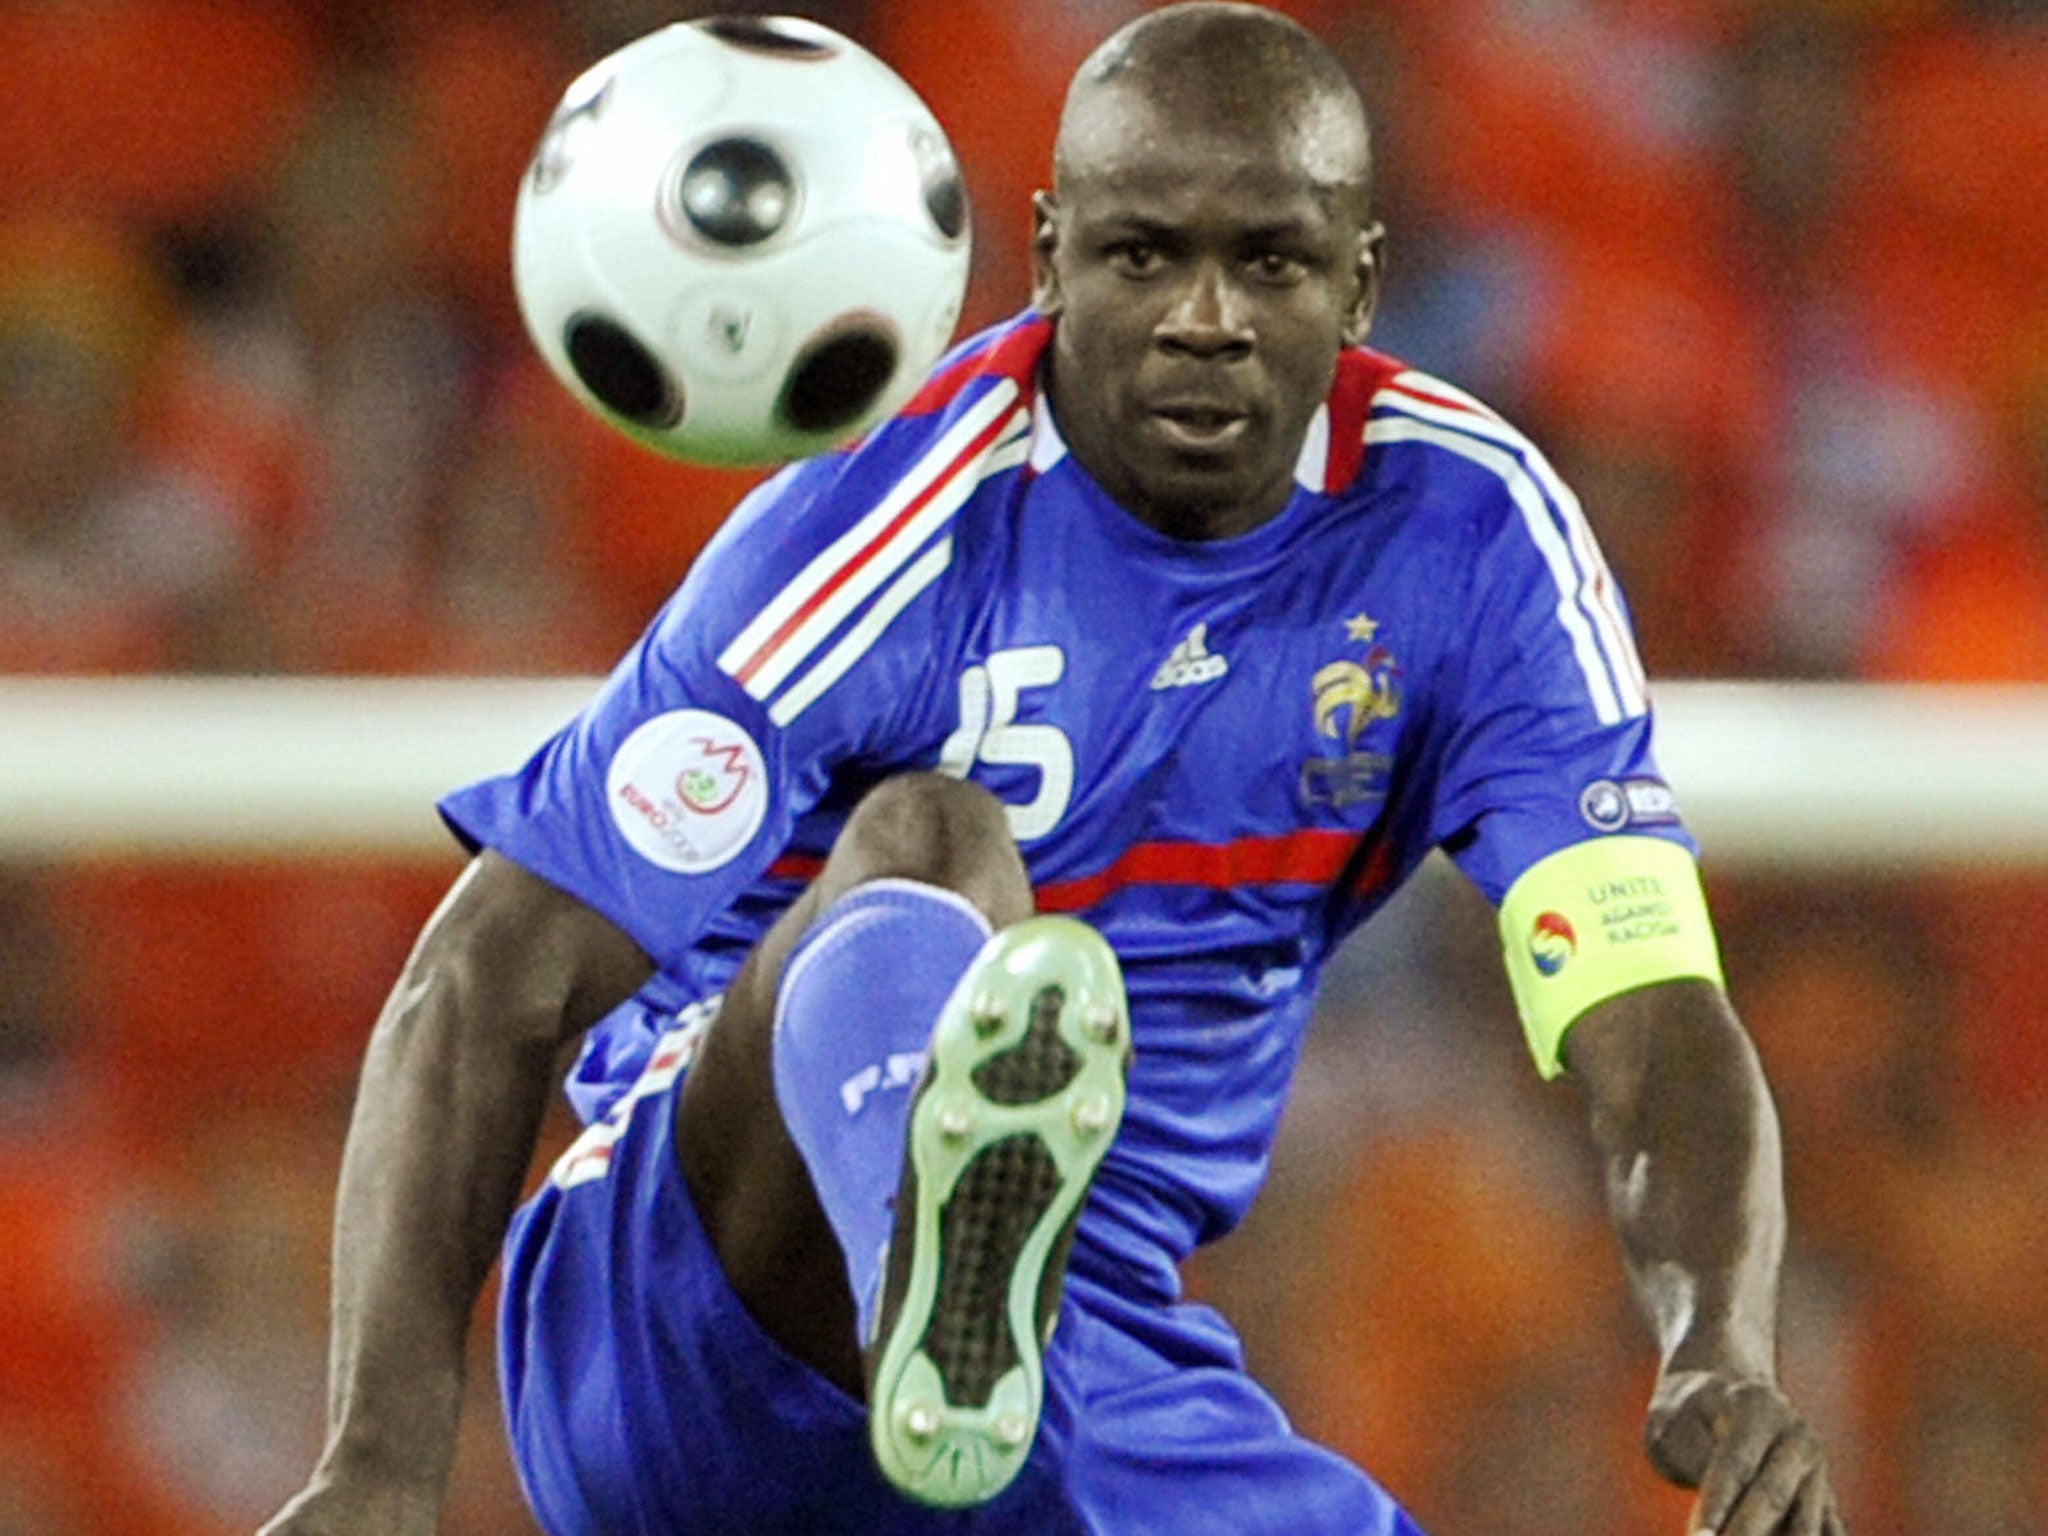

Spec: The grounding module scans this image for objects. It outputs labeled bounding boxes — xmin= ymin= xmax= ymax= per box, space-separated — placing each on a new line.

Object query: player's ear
xmin=1030 ymin=191 xmax=1064 ymax=318
xmin=1343 ymin=220 xmax=1386 ymax=347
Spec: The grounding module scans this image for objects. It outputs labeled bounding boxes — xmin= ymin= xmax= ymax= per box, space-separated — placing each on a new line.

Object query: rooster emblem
xmin=1312 ymin=644 xmax=1401 ymax=752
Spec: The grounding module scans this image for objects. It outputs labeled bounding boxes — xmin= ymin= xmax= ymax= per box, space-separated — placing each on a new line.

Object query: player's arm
xmin=1495 ymin=835 xmax=1844 ymax=1536
xmin=1408 ymin=429 xmax=1845 ymax=1530
xmin=260 ymin=851 xmax=652 ymax=1536
xmin=1563 ymin=979 xmax=1844 ymax=1536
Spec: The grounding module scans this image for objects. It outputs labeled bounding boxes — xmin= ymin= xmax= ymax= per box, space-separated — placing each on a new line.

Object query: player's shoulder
xmin=669 ymin=315 xmax=1046 ymax=727
xmin=1347 ymin=354 xmax=1649 ymax=726
xmin=1331 ymin=350 xmax=1571 ymax=546
xmin=892 ymin=310 xmax=1053 ymax=429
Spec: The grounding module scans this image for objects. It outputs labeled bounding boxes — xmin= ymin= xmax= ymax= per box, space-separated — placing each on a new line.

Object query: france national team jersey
xmin=439 ymin=311 xmax=1689 ymax=1306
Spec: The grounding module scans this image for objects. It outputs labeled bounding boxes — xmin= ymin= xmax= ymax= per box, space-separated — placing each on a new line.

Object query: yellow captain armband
xmin=1498 ymin=836 xmax=1726 ymax=1081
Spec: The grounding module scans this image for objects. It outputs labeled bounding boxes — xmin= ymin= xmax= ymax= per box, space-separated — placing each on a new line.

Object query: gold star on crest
xmin=1344 ymin=613 xmax=1380 ymax=643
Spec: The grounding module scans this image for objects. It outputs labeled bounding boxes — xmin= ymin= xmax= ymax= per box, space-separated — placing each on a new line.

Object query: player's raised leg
xmin=672 ymin=773 xmax=1129 ymax=1515
xmin=674 ymin=773 xmax=1030 ymax=1394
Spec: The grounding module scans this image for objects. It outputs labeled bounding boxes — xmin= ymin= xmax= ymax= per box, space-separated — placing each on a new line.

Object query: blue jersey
xmin=442 ymin=312 xmax=1685 ymax=1304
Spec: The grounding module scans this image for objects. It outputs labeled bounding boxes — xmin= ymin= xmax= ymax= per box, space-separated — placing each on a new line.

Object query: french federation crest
xmin=1300 ymin=615 xmax=1402 ymax=811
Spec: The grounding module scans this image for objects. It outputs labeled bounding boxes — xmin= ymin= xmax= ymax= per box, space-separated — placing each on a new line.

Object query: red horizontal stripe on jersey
xmin=1035 ymin=829 xmax=1361 ymax=912
xmin=732 ymin=404 xmax=1017 ymax=688
xmin=771 ymin=831 xmax=1360 ymax=908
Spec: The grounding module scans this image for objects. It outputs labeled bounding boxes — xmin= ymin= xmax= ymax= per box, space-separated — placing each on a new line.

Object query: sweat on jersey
xmin=440 ymin=312 xmax=1696 ymax=1305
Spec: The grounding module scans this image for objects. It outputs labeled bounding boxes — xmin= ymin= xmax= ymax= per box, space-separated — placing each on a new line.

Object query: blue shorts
xmin=499 ymin=1047 xmax=1424 ymax=1536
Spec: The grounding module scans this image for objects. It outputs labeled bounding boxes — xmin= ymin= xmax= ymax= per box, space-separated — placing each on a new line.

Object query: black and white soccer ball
xmin=513 ymin=16 xmax=972 ymax=466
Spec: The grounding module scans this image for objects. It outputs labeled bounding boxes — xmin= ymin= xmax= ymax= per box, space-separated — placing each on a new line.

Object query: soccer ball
xmin=512 ymin=16 xmax=972 ymax=466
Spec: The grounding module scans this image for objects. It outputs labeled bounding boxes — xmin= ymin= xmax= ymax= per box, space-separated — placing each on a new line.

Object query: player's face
xmin=1036 ymin=96 xmax=1381 ymax=539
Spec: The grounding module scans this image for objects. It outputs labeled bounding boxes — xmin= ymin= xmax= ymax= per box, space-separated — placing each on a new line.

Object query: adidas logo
xmin=1150 ymin=623 xmax=1229 ymax=690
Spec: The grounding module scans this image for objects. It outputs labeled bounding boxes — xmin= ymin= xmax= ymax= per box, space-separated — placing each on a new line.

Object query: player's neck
xmin=1122 ymin=481 xmax=1295 ymax=544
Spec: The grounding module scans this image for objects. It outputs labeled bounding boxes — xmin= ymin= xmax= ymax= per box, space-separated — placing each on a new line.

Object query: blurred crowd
xmin=0 ymin=1 xmax=2044 ymax=1533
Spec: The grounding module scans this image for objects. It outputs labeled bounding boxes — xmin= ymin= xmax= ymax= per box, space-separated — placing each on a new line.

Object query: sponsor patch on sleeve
xmin=1499 ymin=835 xmax=1725 ymax=1079
xmin=606 ymin=709 xmax=769 ymax=874
xmin=1577 ymin=776 xmax=1682 ymax=832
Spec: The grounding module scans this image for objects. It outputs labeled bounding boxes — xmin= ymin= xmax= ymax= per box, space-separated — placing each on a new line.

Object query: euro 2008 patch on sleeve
xmin=606 ymin=709 xmax=770 ymax=873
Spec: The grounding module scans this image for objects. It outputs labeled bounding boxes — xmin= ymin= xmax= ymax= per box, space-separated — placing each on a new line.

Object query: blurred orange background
xmin=1 ymin=2 xmax=2044 ymax=1533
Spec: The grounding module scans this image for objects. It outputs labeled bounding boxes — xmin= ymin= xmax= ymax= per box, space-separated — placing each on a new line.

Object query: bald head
xmin=1054 ymin=3 xmax=1372 ymax=206
xmin=1031 ymin=5 xmax=1388 ymax=541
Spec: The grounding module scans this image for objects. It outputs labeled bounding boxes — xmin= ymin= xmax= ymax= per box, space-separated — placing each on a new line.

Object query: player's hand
xmin=256 ymin=1468 xmax=440 ymax=1536
xmin=1645 ymin=1370 xmax=1847 ymax=1536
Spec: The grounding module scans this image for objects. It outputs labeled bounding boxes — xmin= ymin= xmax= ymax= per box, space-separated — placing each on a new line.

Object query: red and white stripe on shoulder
xmin=1298 ymin=347 xmax=1406 ymax=494
xmin=717 ymin=364 xmax=1032 ymax=723
xmin=1379 ymin=366 xmax=1505 ymax=425
xmin=899 ymin=315 xmax=1054 ymax=417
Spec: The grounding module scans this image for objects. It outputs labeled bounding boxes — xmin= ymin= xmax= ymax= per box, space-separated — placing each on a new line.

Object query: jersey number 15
xmin=936 ymin=645 xmax=1073 ymax=841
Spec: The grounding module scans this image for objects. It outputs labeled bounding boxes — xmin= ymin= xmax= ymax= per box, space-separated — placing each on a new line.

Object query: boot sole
xmin=867 ymin=915 xmax=1128 ymax=1508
